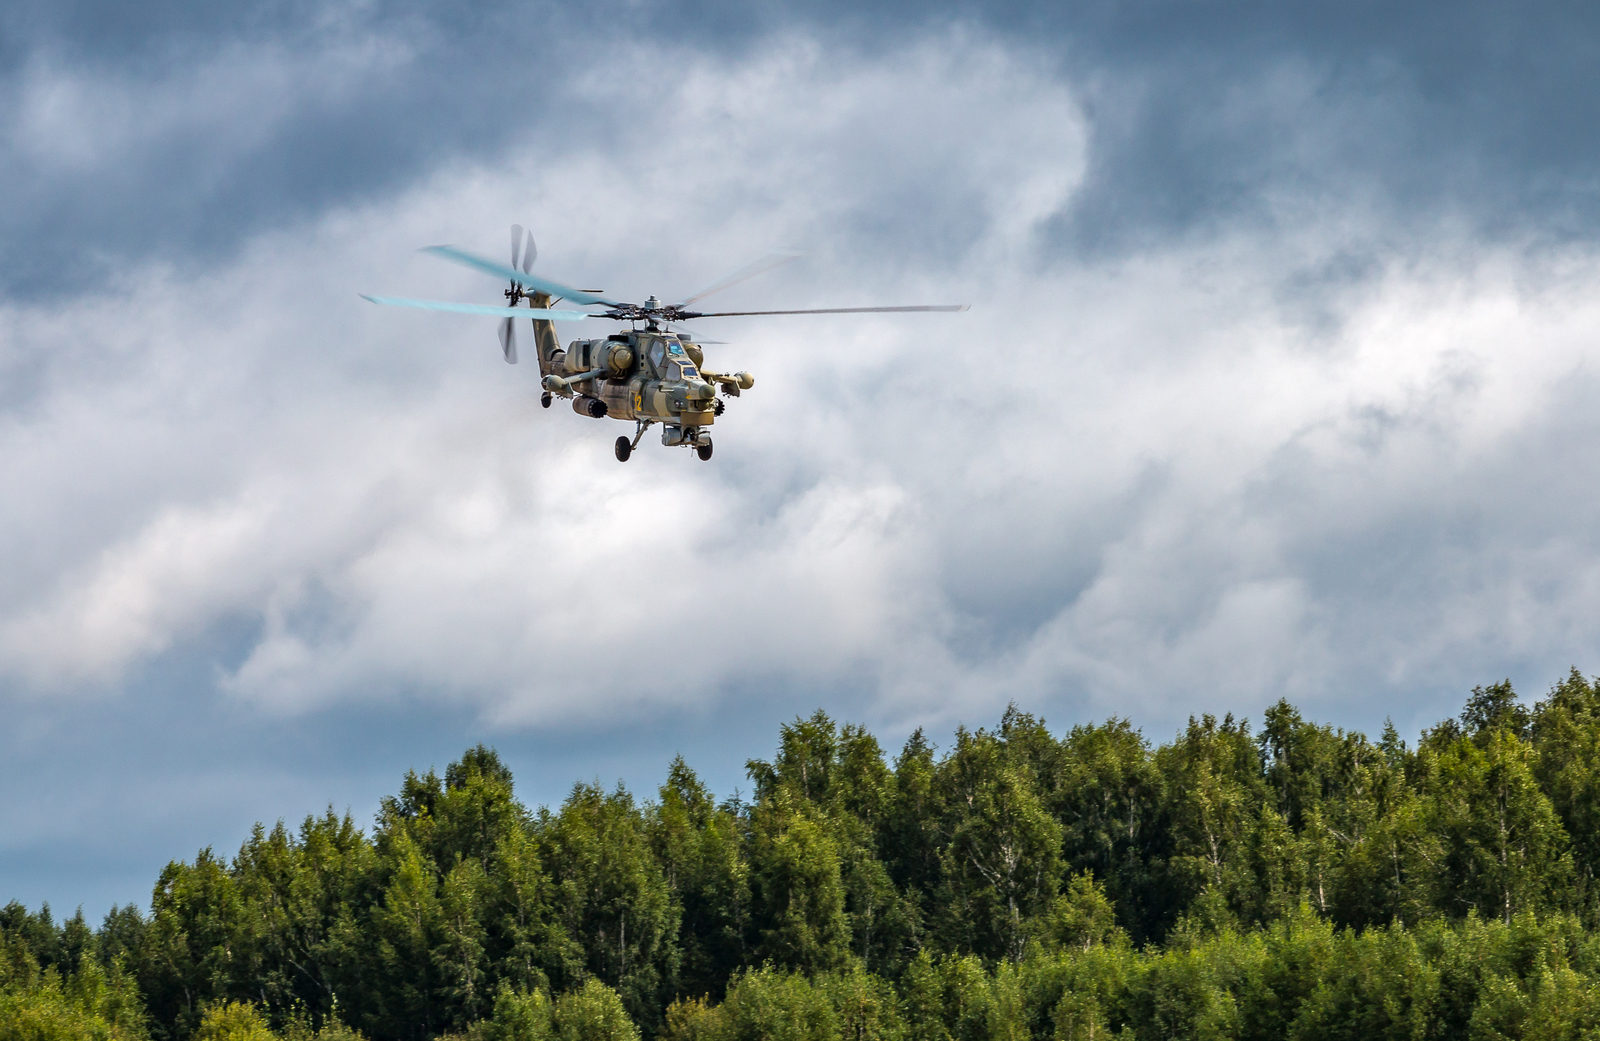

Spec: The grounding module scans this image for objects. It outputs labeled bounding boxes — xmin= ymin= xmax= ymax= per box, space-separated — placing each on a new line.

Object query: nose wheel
xmin=540 ymin=392 xmax=552 ymax=408
xmin=696 ymin=439 xmax=713 ymax=461
xmin=615 ymin=436 xmax=633 ymax=462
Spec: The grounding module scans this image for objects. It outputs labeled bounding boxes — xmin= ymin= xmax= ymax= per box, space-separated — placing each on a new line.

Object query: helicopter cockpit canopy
xmin=667 ymin=340 xmax=700 ymax=377
xmin=645 ymin=337 xmax=701 ymax=382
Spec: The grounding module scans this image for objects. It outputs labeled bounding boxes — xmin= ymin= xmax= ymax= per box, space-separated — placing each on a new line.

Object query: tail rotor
xmin=498 ymin=316 xmax=517 ymax=364
xmin=497 ymin=224 xmax=538 ymax=364
xmin=518 ymin=226 xmax=536 ymax=274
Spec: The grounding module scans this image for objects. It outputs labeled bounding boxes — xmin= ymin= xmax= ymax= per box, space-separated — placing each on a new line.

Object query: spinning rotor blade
xmin=688 ymin=304 xmax=971 ymax=317
xmin=679 ymin=249 xmax=805 ymax=306
xmin=510 ymin=225 xmax=525 ymax=272
xmin=422 ymin=245 xmax=621 ymax=307
xmin=360 ymin=294 xmax=596 ymax=320
xmin=666 ymin=328 xmax=728 ymax=343
xmin=498 ymin=316 xmax=518 ymax=364
xmin=522 ymin=229 xmax=536 ymax=274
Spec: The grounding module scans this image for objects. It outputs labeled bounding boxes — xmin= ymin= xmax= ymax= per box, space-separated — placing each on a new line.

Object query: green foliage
xmin=1421 ymin=730 xmax=1571 ymax=923
xmin=714 ymin=967 xmax=838 ymax=1041
xmin=933 ymin=726 xmax=1065 ymax=962
xmin=650 ymin=759 xmax=750 ymax=1000
xmin=748 ymin=798 xmax=851 ymax=974
xmin=658 ymin=997 xmax=724 ymax=1041
xmin=1032 ymin=873 xmax=1120 ymax=953
xmin=552 ymin=981 xmax=638 ymax=1041
xmin=0 ymin=948 xmax=148 ymax=1041
xmin=192 ymin=1003 xmax=276 ymax=1041
xmin=27 ymin=674 xmax=1600 ymax=1039
xmin=472 ymin=985 xmax=553 ymax=1041
xmin=540 ymin=783 xmax=676 ymax=1029
xmin=1050 ymin=718 xmax=1167 ymax=944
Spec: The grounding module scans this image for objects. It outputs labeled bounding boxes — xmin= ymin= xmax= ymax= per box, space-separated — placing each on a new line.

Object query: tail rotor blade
xmin=499 ymin=317 xmax=518 ymax=364
xmin=522 ymin=229 xmax=536 ymax=274
xmin=510 ymin=225 xmax=525 ymax=273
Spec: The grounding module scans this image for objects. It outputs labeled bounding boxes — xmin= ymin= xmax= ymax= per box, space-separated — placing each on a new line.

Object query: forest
xmin=10 ymin=672 xmax=1600 ymax=1040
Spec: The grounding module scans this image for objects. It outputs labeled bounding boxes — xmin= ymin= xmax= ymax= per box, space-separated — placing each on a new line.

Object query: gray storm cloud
xmin=2 ymin=26 xmax=1599 ymax=746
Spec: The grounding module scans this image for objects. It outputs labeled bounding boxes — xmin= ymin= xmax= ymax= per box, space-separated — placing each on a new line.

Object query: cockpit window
xmin=667 ymin=341 xmax=686 ymax=357
xmin=648 ymin=341 xmax=666 ymax=372
xmin=681 ymin=365 xmax=699 ymax=379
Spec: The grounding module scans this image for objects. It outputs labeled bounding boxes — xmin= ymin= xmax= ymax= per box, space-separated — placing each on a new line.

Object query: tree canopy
xmin=12 ymin=675 xmax=1600 ymax=1040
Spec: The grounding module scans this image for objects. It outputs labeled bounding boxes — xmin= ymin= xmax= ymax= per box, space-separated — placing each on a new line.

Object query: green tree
xmin=1326 ymin=727 xmax=1436 ymax=929
xmin=230 ymin=811 xmax=376 ymax=1023
xmin=817 ymin=967 xmax=903 ymax=1041
xmin=191 ymin=1002 xmax=274 ymax=1041
xmin=717 ymin=967 xmax=839 ymax=1041
xmin=552 ymin=980 xmax=639 ymax=1041
xmin=1286 ymin=921 xmax=1438 ymax=1040
xmin=1422 ymin=729 xmax=1571 ymax=924
xmin=473 ymin=985 xmax=553 ymax=1041
xmin=141 ymin=850 xmax=250 ymax=1039
xmin=1460 ymin=681 xmax=1530 ymax=742
xmin=1052 ymin=719 xmax=1166 ymax=943
xmin=932 ymin=728 xmax=1064 ymax=961
xmin=1032 ymin=872 xmax=1119 ymax=953
xmin=748 ymin=795 xmax=851 ymax=974
xmin=1530 ymin=669 xmax=1600 ymax=914
xmin=486 ymin=827 xmax=576 ymax=998
xmin=649 ymin=757 xmax=750 ymax=1000
xmin=0 ymin=939 xmax=148 ymax=1041
xmin=540 ymin=783 xmax=677 ymax=1030
xmin=879 ymin=730 xmax=943 ymax=904
xmin=368 ymin=827 xmax=450 ymax=1039
xmin=1156 ymin=714 xmax=1262 ymax=931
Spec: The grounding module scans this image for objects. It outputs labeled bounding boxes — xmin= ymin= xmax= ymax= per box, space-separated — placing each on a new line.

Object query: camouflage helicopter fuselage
xmin=527 ymin=291 xmax=753 ymax=456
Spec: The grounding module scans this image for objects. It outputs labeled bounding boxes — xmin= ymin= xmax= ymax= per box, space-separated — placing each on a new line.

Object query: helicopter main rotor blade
xmin=498 ymin=316 xmax=518 ymax=364
xmin=686 ymin=304 xmax=971 ymax=317
xmin=422 ymin=245 xmax=623 ymax=307
xmin=360 ymin=294 xmax=597 ymax=320
xmin=679 ymin=249 xmax=806 ymax=307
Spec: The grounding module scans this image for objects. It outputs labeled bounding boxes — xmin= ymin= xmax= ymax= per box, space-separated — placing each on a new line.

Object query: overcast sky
xmin=6 ymin=0 xmax=1600 ymax=920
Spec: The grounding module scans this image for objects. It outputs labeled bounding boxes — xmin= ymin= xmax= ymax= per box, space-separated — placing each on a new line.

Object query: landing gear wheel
xmin=540 ymin=392 xmax=552 ymax=409
xmin=615 ymin=436 xmax=633 ymax=462
xmin=696 ymin=440 xmax=713 ymax=461
xmin=713 ymin=398 xmax=726 ymax=416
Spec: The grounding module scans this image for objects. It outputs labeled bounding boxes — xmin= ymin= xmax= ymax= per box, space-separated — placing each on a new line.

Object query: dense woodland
xmin=13 ymin=672 xmax=1600 ymax=1039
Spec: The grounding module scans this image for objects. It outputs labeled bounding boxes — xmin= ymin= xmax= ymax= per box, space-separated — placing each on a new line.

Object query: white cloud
xmin=2 ymin=27 xmax=1599 ymax=738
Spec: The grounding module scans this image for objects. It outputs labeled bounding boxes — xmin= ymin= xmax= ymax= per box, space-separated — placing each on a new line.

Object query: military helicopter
xmin=363 ymin=227 xmax=968 ymax=461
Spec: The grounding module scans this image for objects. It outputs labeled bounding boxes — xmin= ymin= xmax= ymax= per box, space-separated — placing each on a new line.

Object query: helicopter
xmin=362 ymin=226 xmax=969 ymax=462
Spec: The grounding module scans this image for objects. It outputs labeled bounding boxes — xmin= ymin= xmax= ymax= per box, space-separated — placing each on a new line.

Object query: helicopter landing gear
xmin=615 ymin=436 xmax=632 ymax=462
xmin=540 ymin=392 xmax=552 ymax=409
xmin=696 ymin=439 xmax=713 ymax=461
xmin=713 ymin=398 xmax=725 ymax=416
